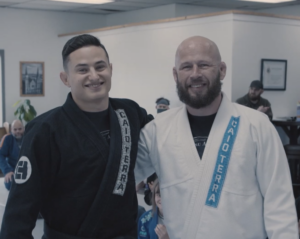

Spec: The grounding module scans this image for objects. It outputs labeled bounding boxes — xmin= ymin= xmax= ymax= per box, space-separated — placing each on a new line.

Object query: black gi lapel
xmin=62 ymin=93 xmax=110 ymax=160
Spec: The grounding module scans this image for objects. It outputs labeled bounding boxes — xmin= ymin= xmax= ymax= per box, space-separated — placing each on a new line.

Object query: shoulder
xmin=0 ymin=134 xmax=13 ymax=148
xmin=236 ymin=94 xmax=248 ymax=104
xmin=25 ymin=107 xmax=63 ymax=135
xmin=233 ymin=102 xmax=271 ymax=126
xmin=260 ymin=96 xmax=271 ymax=105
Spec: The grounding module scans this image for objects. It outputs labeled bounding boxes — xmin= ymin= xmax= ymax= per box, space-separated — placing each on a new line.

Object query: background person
xmin=0 ymin=120 xmax=24 ymax=190
xmin=236 ymin=80 xmax=273 ymax=120
xmin=155 ymin=98 xmax=170 ymax=114
xmin=138 ymin=180 xmax=170 ymax=239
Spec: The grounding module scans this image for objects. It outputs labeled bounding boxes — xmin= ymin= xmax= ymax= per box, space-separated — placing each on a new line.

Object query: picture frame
xmin=260 ymin=59 xmax=287 ymax=91
xmin=20 ymin=61 xmax=44 ymax=96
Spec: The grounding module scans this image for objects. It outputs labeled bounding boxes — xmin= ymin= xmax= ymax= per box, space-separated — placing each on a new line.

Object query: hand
xmin=4 ymin=172 xmax=14 ymax=183
xmin=257 ymin=105 xmax=269 ymax=113
xmin=155 ymin=224 xmax=170 ymax=239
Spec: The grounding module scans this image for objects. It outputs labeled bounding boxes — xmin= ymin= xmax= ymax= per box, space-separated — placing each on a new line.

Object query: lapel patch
xmin=205 ymin=116 xmax=240 ymax=208
xmin=14 ymin=156 xmax=32 ymax=184
xmin=113 ymin=109 xmax=132 ymax=196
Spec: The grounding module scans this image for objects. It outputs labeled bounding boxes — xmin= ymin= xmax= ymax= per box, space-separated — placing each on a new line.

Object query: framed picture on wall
xmin=20 ymin=61 xmax=44 ymax=96
xmin=260 ymin=59 xmax=287 ymax=91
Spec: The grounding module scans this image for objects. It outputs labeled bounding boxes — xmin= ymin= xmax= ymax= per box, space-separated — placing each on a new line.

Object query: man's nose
xmin=88 ymin=68 xmax=99 ymax=80
xmin=190 ymin=65 xmax=202 ymax=79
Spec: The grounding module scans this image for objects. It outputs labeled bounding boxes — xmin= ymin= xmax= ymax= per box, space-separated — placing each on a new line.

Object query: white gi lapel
xmin=184 ymin=93 xmax=241 ymax=238
xmin=113 ymin=109 xmax=132 ymax=196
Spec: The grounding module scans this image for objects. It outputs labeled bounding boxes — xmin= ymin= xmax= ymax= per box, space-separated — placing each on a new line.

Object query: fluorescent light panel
xmin=239 ymin=0 xmax=296 ymax=3
xmin=50 ymin=0 xmax=114 ymax=4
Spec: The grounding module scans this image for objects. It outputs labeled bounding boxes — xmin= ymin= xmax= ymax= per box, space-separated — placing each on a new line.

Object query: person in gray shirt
xmin=236 ymin=80 xmax=273 ymax=120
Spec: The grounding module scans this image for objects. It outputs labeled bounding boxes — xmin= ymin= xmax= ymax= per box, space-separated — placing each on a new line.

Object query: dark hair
xmin=146 ymin=173 xmax=157 ymax=184
xmin=62 ymin=34 xmax=109 ymax=70
xmin=152 ymin=179 xmax=160 ymax=216
xmin=155 ymin=97 xmax=170 ymax=105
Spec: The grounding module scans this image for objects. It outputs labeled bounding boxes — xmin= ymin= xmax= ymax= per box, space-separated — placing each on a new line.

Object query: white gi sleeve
xmin=135 ymin=121 xmax=156 ymax=184
xmin=255 ymin=118 xmax=298 ymax=239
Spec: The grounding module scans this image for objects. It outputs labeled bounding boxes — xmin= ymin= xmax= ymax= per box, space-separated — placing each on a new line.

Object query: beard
xmin=176 ymin=72 xmax=222 ymax=109
xmin=248 ymin=93 xmax=260 ymax=101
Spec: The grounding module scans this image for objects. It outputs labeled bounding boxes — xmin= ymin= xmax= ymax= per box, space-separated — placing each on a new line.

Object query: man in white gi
xmin=135 ymin=36 xmax=298 ymax=239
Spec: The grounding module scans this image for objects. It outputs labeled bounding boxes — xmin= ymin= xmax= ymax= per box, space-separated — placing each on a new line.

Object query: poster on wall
xmin=260 ymin=59 xmax=287 ymax=91
xmin=20 ymin=61 xmax=44 ymax=96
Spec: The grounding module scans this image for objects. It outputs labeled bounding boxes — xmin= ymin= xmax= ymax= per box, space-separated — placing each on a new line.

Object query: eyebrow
xmin=75 ymin=61 xmax=107 ymax=68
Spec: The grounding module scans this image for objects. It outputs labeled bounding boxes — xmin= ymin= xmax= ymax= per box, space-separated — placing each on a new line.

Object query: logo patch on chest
xmin=113 ymin=109 xmax=132 ymax=196
xmin=14 ymin=156 xmax=32 ymax=184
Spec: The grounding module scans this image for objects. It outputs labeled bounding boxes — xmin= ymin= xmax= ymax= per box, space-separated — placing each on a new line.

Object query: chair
xmin=3 ymin=122 xmax=10 ymax=134
xmin=284 ymin=144 xmax=300 ymax=198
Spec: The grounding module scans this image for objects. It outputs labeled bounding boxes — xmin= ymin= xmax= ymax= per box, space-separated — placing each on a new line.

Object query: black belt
xmin=43 ymin=222 xmax=136 ymax=239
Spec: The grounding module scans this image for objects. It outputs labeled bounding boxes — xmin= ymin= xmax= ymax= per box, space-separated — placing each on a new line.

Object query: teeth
xmin=191 ymin=84 xmax=203 ymax=88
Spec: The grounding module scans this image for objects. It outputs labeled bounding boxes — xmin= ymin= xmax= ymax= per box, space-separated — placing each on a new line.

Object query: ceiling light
xmin=239 ymin=0 xmax=296 ymax=3
xmin=50 ymin=0 xmax=114 ymax=4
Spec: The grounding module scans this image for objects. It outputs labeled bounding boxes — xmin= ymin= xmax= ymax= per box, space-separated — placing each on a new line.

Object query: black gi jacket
xmin=0 ymin=93 xmax=152 ymax=239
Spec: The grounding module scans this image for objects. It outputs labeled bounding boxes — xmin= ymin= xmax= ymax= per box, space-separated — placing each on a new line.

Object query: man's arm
xmin=0 ymin=135 xmax=14 ymax=175
xmin=255 ymin=118 xmax=298 ymax=239
xmin=0 ymin=122 xmax=58 ymax=239
xmin=135 ymin=122 xmax=156 ymax=185
xmin=265 ymin=101 xmax=273 ymax=120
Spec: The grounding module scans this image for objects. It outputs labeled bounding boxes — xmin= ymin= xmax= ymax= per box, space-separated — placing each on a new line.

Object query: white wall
xmin=0 ymin=8 xmax=106 ymax=123
xmin=231 ymin=14 xmax=300 ymax=118
xmin=61 ymin=14 xmax=234 ymax=116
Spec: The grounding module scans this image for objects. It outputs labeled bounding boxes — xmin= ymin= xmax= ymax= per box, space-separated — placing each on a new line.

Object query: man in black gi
xmin=0 ymin=34 xmax=151 ymax=239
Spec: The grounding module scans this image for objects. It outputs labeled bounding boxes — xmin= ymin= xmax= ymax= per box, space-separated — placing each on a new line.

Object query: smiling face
xmin=173 ymin=36 xmax=226 ymax=109
xmin=60 ymin=46 xmax=112 ymax=112
xmin=11 ymin=120 xmax=24 ymax=139
xmin=154 ymin=186 xmax=163 ymax=215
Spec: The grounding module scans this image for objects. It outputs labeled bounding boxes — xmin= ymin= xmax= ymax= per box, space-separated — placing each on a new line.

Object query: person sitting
xmin=236 ymin=80 xmax=273 ymax=120
xmin=0 ymin=120 xmax=24 ymax=190
xmin=138 ymin=180 xmax=170 ymax=239
xmin=155 ymin=98 xmax=170 ymax=114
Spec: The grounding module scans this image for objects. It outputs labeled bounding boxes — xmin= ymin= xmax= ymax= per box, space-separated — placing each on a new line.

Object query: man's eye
xmin=78 ymin=68 xmax=87 ymax=73
xmin=96 ymin=65 xmax=105 ymax=71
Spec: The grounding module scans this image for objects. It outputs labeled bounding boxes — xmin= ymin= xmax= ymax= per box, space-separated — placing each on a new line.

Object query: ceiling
xmin=0 ymin=0 xmax=299 ymax=15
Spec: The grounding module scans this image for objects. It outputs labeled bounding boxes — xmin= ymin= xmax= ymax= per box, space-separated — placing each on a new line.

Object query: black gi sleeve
xmin=138 ymin=107 xmax=154 ymax=128
xmin=0 ymin=121 xmax=59 ymax=239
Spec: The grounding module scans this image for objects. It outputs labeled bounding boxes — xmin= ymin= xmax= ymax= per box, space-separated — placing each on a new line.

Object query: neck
xmin=187 ymin=93 xmax=222 ymax=116
xmin=73 ymin=97 xmax=109 ymax=112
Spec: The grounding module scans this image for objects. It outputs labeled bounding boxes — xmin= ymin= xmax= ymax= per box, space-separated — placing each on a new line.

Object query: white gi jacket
xmin=135 ymin=94 xmax=298 ymax=239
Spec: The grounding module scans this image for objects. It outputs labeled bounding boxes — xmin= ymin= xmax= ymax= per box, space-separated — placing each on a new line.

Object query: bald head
xmin=175 ymin=36 xmax=222 ymax=68
xmin=11 ymin=120 xmax=24 ymax=139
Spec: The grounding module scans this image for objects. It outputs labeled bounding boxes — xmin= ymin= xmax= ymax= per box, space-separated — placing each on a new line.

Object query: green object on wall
xmin=13 ymin=99 xmax=37 ymax=123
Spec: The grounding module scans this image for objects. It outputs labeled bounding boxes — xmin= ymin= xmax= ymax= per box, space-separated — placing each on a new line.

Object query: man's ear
xmin=173 ymin=67 xmax=178 ymax=83
xmin=219 ymin=62 xmax=227 ymax=81
xmin=60 ymin=71 xmax=70 ymax=87
xmin=110 ymin=63 xmax=113 ymax=76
